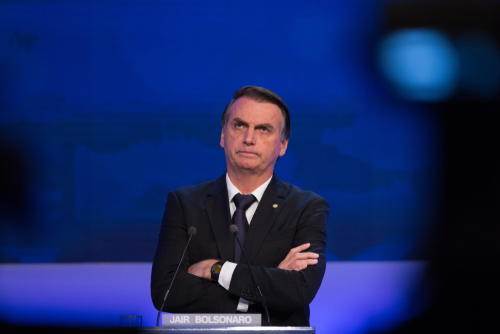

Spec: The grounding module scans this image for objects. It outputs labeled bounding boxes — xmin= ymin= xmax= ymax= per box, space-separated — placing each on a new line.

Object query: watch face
xmin=211 ymin=262 xmax=223 ymax=281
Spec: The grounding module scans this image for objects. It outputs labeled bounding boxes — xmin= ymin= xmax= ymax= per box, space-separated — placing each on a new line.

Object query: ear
xmin=279 ymin=139 xmax=288 ymax=157
xmin=220 ymin=129 xmax=225 ymax=148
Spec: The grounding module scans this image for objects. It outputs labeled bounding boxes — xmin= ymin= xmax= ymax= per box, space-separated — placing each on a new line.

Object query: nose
xmin=243 ymin=128 xmax=255 ymax=145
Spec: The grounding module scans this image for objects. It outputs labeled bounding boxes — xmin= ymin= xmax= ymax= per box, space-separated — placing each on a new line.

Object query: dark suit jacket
xmin=151 ymin=173 xmax=329 ymax=326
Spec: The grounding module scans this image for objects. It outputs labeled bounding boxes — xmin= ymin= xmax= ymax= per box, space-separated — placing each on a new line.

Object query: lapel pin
xmin=273 ymin=204 xmax=278 ymax=208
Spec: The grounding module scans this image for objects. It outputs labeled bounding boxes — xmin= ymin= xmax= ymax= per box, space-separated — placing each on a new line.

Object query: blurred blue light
xmin=378 ymin=29 xmax=459 ymax=101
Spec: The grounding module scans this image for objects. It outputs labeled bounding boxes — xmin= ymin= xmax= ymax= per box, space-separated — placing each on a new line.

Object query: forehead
xmin=228 ymin=97 xmax=283 ymax=125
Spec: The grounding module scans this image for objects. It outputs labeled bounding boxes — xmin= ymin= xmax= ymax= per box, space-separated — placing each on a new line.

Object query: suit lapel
xmin=245 ymin=174 xmax=286 ymax=264
xmin=205 ymin=173 xmax=235 ymax=262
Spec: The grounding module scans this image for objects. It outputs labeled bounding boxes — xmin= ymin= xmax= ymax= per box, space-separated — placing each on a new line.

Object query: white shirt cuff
xmin=218 ymin=262 xmax=249 ymax=312
xmin=236 ymin=298 xmax=249 ymax=312
xmin=218 ymin=261 xmax=237 ymax=290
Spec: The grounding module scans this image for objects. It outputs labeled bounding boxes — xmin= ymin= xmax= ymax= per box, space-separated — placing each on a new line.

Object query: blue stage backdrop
xmin=0 ymin=1 xmax=439 ymax=263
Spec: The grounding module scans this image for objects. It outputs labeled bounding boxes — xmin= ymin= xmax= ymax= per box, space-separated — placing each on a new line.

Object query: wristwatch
xmin=211 ymin=261 xmax=225 ymax=282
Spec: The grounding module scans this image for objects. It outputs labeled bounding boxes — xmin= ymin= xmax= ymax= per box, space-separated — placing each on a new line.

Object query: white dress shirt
xmin=218 ymin=173 xmax=272 ymax=312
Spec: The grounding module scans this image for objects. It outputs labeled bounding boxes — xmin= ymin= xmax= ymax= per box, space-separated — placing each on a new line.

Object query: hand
xmin=188 ymin=259 xmax=219 ymax=280
xmin=278 ymin=243 xmax=319 ymax=271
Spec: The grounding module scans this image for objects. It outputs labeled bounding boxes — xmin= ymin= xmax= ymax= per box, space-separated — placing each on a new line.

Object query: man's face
xmin=220 ymin=97 xmax=288 ymax=177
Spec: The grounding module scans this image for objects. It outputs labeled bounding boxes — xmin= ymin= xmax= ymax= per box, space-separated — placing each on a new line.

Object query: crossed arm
xmin=188 ymin=243 xmax=319 ymax=279
xmin=151 ymin=189 xmax=328 ymax=313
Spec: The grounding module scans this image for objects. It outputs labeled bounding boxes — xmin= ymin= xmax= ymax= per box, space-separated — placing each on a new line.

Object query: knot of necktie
xmin=233 ymin=193 xmax=256 ymax=212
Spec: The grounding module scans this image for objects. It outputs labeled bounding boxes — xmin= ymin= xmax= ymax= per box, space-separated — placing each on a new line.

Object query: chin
xmin=236 ymin=164 xmax=258 ymax=171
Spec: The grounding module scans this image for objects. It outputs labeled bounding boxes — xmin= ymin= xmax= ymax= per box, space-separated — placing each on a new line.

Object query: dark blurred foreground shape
xmin=0 ymin=142 xmax=30 ymax=227
xmin=1 ymin=84 xmax=136 ymax=334
xmin=378 ymin=0 xmax=500 ymax=332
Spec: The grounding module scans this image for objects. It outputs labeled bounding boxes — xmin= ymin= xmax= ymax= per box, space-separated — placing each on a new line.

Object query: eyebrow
xmin=232 ymin=118 xmax=275 ymax=131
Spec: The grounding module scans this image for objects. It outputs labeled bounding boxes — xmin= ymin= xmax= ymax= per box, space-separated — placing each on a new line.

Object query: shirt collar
xmin=226 ymin=173 xmax=273 ymax=203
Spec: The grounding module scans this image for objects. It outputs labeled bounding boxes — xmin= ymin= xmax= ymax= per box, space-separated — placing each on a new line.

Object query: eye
xmin=235 ymin=122 xmax=243 ymax=128
xmin=261 ymin=127 xmax=268 ymax=132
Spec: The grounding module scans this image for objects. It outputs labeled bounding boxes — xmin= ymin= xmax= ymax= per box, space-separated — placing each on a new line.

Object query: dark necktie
xmin=232 ymin=193 xmax=256 ymax=263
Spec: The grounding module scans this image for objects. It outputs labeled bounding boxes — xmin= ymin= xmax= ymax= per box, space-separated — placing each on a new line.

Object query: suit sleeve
xmin=228 ymin=196 xmax=329 ymax=311
xmin=150 ymin=190 xmax=239 ymax=313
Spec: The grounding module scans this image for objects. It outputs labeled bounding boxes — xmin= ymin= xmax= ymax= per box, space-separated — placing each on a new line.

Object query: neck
xmin=227 ymin=169 xmax=273 ymax=194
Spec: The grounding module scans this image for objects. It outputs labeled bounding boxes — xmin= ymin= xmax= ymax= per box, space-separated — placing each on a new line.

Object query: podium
xmin=134 ymin=327 xmax=314 ymax=334
xmin=116 ymin=314 xmax=315 ymax=333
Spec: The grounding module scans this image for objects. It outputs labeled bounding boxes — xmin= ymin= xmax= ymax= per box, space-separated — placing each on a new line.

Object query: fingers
xmin=283 ymin=243 xmax=313 ymax=261
xmin=285 ymin=244 xmax=317 ymax=262
xmin=278 ymin=243 xmax=320 ymax=271
xmin=290 ymin=252 xmax=319 ymax=260
xmin=296 ymin=258 xmax=319 ymax=267
xmin=283 ymin=257 xmax=318 ymax=271
xmin=289 ymin=243 xmax=311 ymax=254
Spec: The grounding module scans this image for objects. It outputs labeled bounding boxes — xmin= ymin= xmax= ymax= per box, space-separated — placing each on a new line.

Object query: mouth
xmin=238 ymin=151 xmax=258 ymax=157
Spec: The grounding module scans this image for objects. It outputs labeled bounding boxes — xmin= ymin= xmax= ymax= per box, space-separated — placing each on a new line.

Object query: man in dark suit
xmin=151 ymin=86 xmax=329 ymax=326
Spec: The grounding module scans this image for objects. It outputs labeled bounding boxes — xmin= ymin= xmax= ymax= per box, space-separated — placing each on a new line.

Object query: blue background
xmin=0 ymin=1 xmax=446 ymax=332
xmin=0 ymin=0 xmax=439 ymax=264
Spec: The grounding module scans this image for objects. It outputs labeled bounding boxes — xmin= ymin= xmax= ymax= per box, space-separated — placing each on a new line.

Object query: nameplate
xmin=162 ymin=314 xmax=261 ymax=327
